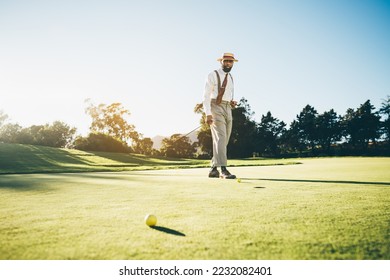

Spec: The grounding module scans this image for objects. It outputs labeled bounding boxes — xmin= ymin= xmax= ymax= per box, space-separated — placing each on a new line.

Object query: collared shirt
xmin=203 ymin=68 xmax=234 ymax=116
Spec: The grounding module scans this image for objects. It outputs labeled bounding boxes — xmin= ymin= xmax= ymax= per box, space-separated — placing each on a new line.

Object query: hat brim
xmin=217 ymin=58 xmax=238 ymax=62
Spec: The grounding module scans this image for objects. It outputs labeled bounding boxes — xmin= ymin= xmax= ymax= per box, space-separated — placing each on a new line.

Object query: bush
xmin=73 ymin=132 xmax=131 ymax=153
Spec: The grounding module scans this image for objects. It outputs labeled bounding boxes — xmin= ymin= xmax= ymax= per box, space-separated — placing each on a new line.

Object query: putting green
xmin=0 ymin=157 xmax=389 ymax=259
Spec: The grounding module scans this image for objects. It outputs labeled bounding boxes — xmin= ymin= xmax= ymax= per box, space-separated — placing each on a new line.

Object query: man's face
xmin=222 ymin=59 xmax=234 ymax=72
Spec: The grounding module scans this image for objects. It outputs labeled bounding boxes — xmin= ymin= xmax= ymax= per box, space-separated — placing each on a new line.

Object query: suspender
xmin=214 ymin=70 xmax=221 ymax=93
xmin=214 ymin=70 xmax=234 ymax=101
xmin=194 ymin=70 xmax=235 ymax=112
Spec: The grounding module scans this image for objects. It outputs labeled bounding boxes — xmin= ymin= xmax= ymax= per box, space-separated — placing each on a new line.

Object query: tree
xmin=342 ymin=100 xmax=381 ymax=150
xmin=228 ymin=98 xmax=258 ymax=158
xmin=379 ymin=95 xmax=390 ymax=143
xmin=39 ymin=121 xmax=77 ymax=148
xmin=132 ymin=137 xmax=154 ymax=155
xmin=17 ymin=125 xmax=45 ymax=145
xmin=316 ymin=109 xmax=341 ymax=152
xmin=196 ymin=129 xmax=213 ymax=157
xmin=256 ymin=111 xmax=286 ymax=156
xmin=160 ymin=134 xmax=196 ymax=158
xmin=194 ymin=102 xmax=212 ymax=157
xmin=281 ymin=122 xmax=304 ymax=154
xmin=0 ymin=123 xmax=22 ymax=143
xmin=85 ymin=101 xmax=138 ymax=143
xmin=292 ymin=105 xmax=319 ymax=151
xmin=0 ymin=121 xmax=76 ymax=148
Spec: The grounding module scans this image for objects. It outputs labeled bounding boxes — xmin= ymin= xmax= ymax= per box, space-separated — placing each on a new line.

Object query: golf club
xmin=172 ymin=125 xmax=202 ymax=143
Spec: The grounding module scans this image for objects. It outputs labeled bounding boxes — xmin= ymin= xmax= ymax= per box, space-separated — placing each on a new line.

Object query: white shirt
xmin=203 ymin=68 xmax=234 ymax=116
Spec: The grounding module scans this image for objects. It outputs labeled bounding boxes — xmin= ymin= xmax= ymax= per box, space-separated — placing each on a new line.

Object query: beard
xmin=222 ymin=66 xmax=232 ymax=73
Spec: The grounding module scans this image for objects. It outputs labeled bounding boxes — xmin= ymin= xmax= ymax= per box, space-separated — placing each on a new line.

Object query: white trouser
xmin=210 ymin=99 xmax=232 ymax=167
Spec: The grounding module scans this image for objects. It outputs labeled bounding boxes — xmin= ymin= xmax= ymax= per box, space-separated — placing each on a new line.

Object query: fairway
xmin=0 ymin=157 xmax=389 ymax=260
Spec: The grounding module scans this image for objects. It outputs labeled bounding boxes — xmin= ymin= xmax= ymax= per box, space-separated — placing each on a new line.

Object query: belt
xmin=211 ymin=99 xmax=230 ymax=105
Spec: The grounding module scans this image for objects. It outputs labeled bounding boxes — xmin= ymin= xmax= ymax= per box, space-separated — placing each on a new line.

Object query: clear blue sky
xmin=1 ymin=0 xmax=389 ymax=138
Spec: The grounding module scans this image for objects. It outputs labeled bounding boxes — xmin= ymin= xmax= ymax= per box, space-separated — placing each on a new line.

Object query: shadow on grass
xmin=91 ymin=151 xmax=203 ymax=167
xmin=0 ymin=175 xmax=59 ymax=191
xmin=243 ymin=178 xmax=390 ymax=186
xmin=150 ymin=226 xmax=186 ymax=237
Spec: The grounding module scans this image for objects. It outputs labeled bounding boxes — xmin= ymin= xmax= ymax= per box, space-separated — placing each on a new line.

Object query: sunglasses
xmin=223 ymin=60 xmax=234 ymax=63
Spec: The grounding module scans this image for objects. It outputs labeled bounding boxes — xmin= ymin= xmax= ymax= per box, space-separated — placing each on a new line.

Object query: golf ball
xmin=145 ymin=214 xmax=157 ymax=226
xmin=237 ymin=178 xmax=241 ymax=183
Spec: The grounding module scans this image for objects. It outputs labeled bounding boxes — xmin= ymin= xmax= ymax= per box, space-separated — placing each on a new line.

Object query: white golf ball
xmin=144 ymin=214 xmax=157 ymax=226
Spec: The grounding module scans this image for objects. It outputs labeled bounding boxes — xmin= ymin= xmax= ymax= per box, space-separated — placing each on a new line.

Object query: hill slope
xmin=0 ymin=143 xmax=298 ymax=174
xmin=0 ymin=143 xmax=208 ymax=174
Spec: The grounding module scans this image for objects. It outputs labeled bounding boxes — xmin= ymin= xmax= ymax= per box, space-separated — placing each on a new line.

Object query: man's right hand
xmin=206 ymin=115 xmax=213 ymax=125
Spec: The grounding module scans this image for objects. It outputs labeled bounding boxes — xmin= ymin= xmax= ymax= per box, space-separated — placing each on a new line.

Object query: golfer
xmin=203 ymin=52 xmax=238 ymax=179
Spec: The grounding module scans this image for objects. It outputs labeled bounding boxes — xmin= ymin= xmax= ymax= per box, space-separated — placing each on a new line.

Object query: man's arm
xmin=203 ymin=72 xmax=215 ymax=125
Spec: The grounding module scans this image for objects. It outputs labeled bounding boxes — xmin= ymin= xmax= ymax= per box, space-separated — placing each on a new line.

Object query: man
xmin=203 ymin=52 xmax=238 ymax=179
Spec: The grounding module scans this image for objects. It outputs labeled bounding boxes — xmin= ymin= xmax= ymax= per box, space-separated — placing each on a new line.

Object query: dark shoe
xmin=208 ymin=167 xmax=220 ymax=178
xmin=220 ymin=169 xmax=236 ymax=179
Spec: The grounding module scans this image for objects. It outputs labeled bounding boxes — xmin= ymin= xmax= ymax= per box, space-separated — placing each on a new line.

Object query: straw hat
xmin=217 ymin=52 xmax=238 ymax=62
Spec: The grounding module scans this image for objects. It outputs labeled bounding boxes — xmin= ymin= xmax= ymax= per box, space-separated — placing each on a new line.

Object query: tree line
xmin=200 ymin=97 xmax=390 ymax=158
xmin=1 ymin=96 xmax=389 ymax=158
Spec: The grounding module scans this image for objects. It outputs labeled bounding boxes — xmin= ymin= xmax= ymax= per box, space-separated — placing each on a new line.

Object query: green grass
xmin=0 ymin=143 xmax=298 ymax=174
xmin=0 ymin=156 xmax=389 ymax=260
